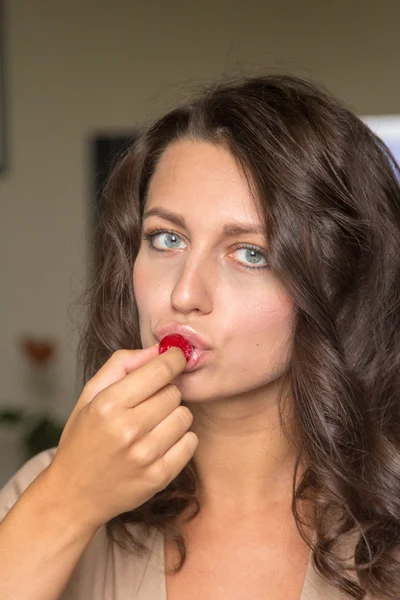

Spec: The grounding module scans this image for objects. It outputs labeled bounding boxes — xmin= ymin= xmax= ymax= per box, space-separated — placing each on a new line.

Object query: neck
xmin=183 ymin=386 xmax=304 ymax=520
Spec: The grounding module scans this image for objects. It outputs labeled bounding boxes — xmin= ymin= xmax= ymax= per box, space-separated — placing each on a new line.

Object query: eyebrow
xmin=142 ymin=207 xmax=265 ymax=237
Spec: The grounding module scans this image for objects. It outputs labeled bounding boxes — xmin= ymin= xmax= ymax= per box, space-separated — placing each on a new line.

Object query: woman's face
xmin=133 ymin=140 xmax=296 ymax=403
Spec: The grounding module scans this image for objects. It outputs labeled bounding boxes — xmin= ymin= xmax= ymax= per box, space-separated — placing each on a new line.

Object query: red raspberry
xmin=159 ymin=334 xmax=193 ymax=362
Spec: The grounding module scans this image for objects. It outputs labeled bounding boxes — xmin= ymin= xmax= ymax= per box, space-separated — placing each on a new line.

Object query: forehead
xmin=145 ymin=140 xmax=261 ymax=225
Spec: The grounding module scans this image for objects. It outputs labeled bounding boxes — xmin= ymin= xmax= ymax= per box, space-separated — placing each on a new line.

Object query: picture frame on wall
xmin=91 ymin=133 xmax=136 ymax=230
xmin=89 ymin=132 xmax=136 ymax=274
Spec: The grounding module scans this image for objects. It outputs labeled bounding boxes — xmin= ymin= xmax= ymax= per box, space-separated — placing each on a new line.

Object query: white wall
xmin=1 ymin=0 xmax=399 ymax=423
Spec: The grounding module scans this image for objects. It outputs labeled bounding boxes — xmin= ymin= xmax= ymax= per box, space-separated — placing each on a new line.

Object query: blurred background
xmin=0 ymin=0 xmax=399 ymax=485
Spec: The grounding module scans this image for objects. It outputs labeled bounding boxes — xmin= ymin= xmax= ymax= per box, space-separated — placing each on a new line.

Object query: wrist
xmin=34 ymin=465 xmax=102 ymax=537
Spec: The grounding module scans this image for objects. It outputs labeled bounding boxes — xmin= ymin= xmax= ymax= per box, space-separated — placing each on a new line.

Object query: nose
xmin=170 ymin=252 xmax=214 ymax=315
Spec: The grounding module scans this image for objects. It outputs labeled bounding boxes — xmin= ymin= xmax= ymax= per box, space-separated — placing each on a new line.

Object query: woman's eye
xmin=144 ymin=230 xmax=186 ymax=250
xmin=233 ymin=246 xmax=269 ymax=269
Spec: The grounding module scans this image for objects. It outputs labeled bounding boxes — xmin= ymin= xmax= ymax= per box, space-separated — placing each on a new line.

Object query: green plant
xmin=0 ymin=407 xmax=64 ymax=459
xmin=0 ymin=335 xmax=65 ymax=459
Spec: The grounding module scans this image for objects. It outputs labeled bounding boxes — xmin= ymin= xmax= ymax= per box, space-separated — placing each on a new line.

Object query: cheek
xmin=227 ymin=286 xmax=295 ymax=369
xmin=133 ymin=254 xmax=173 ymax=322
xmin=133 ymin=251 xmax=168 ymax=297
xmin=132 ymin=260 xmax=145 ymax=307
xmin=132 ymin=257 xmax=156 ymax=313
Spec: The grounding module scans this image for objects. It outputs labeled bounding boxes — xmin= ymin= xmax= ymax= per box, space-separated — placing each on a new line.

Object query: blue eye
xmin=142 ymin=228 xmax=270 ymax=271
xmin=143 ymin=229 xmax=185 ymax=251
xmin=233 ymin=245 xmax=269 ymax=269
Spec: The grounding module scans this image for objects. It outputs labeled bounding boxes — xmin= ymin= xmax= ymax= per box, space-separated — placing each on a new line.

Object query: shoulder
xmin=60 ymin=524 xmax=164 ymax=599
xmin=0 ymin=446 xmax=57 ymax=522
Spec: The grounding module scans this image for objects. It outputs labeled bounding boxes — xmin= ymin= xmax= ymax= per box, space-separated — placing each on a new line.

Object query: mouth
xmin=183 ymin=346 xmax=211 ymax=372
xmin=155 ymin=322 xmax=212 ymax=372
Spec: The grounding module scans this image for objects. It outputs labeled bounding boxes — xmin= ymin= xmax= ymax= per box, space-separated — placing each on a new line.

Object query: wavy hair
xmin=76 ymin=74 xmax=400 ymax=599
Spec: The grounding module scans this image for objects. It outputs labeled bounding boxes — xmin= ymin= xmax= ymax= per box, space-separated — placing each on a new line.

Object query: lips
xmin=155 ymin=322 xmax=212 ymax=372
xmin=155 ymin=322 xmax=212 ymax=351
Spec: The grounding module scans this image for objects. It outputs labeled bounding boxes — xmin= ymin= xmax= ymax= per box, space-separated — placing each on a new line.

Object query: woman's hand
xmin=44 ymin=345 xmax=198 ymax=530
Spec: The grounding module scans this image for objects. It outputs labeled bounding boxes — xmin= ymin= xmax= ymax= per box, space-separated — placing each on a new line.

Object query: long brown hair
xmin=76 ymin=74 xmax=400 ymax=599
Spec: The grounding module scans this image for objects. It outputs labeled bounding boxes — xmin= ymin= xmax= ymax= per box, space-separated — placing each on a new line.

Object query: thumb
xmin=87 ymin=344 xmax=160 ymax=398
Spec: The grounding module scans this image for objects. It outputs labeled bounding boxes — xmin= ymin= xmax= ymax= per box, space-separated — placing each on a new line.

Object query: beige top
xmin=0 ymin=448 xmax=366 ymax=599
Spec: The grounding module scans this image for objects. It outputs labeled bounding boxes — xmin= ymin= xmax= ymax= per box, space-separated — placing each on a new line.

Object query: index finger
xmin=103 ymin=345 xmax=187 ymax=408
xmin=64 ymin=344 xmax=162 ymax=429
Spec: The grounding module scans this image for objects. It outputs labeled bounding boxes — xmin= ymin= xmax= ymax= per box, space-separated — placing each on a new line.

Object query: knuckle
xmin=133 ymin=443 xmax=154 ymax=466
xmin=119 ymin=425 xmax=140 ymax=446
xmin=83 ymin=378 xmax=99 ymax=399
xmin=176 ymin=406 xmax=193 ymax=428
xmin=91 ymin=393 xmax=113 ymax=418
xmin=164 ymin=384 xmax=181 ymax=406
xmin=152 ymin=360 xmax=174 ymax=382
xmin=186 ymin=432 xmax=199 ymax=453
xmin=83 ymin=377 xmax=94 ymax=393
xmin=112 ymin=349 xmax=128 ymax=360
xmin=128 ymin=423 xmax=141 ymax=441
xmin=149 ymin=460 xmax=169 ymax=489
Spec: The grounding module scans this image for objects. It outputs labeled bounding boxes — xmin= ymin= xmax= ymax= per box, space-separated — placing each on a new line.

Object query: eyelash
xmin=141 ymin=228 xmax=270 ymax=271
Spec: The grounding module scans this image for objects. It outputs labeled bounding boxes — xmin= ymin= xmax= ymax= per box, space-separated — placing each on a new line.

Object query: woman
xmin=0 ymin=74 xmax=399 ymax=600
